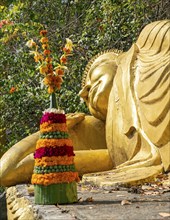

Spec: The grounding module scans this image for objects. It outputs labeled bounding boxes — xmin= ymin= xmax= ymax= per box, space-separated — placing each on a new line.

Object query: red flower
xmin=40 ymin=113 xmax=66 ymax=124
xmin=34 ymin=146 xmax=74 ymax=158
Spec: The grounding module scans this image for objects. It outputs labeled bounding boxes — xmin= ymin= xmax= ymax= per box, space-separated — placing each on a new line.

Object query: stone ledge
xmin=6 ymin=185 xmax=74 ymax=220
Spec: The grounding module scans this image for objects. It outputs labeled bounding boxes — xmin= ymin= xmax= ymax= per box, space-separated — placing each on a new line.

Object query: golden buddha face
xmin=79 ymin=52 xmax=118 ymax=121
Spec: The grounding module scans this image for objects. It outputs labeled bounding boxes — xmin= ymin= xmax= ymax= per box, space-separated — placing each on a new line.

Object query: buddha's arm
xmin=0 ymin=132 xmax=39 ymax=186
xmin=0 ymin=149 xmax=113 ymax=186
xmin=0 ymin=114 xmax=111 ymax=186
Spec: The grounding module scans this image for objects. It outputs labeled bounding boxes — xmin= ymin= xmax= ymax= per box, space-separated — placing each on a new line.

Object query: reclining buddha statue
xmin=0 ymin=20 xmax=169 ymax=186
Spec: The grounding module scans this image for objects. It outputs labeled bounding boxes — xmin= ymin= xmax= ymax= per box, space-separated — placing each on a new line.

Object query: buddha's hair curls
xmin=81 ymin=49 xmax=122 ymax=88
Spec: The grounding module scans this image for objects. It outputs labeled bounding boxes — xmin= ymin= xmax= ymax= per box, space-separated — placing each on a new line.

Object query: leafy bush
xmin=0 ymin=0 xmax=169 ymax=152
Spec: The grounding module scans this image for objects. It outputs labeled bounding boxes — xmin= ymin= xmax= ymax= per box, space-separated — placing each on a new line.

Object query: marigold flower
xmin=9 ymin=87 xmax=16 ymax=93
xmin=35 ymin=156 xmax=74 ymax=166
xmin=31 ymin=172 xmax=79 ymax=185
xmin=40 ymin=30 xmax=48 ymax=36
xmin=40 ymin=122 xmax=68 ymax=132
xmin=36 ymin=138 xmax=73 ymax=149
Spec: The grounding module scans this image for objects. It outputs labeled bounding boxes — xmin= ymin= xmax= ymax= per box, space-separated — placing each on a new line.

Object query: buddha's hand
xmin=66 ymin=112 xmax=85 ymax=129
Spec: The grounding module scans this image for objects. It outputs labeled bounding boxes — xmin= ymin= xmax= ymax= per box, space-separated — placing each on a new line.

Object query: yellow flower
xmin=42 ymin=44 xmax=49 ymax=50
xmin=39 ymin=65 xmax=48 ymax=74
xmin=34 ymin=54 xmax=44 ymax=62
xmin=26 ymin=39 xmax=36 ymax=48
xmin=65 ymin=38 xmax=73 ymax=52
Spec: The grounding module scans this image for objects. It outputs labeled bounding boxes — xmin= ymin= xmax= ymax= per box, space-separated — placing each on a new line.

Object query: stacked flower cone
xmin=31 ymin=109 xmax=79 ymax=204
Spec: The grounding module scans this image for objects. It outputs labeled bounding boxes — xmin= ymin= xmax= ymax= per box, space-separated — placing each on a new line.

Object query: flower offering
xmin=31 ymin=108 xmax=79 ymax=204
xmin=27 ymin=30 xmax=79 ymax=204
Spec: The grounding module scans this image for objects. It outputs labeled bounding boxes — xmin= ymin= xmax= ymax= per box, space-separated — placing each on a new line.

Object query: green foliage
xmin=0 ymin=0 xmax=169 ymax=151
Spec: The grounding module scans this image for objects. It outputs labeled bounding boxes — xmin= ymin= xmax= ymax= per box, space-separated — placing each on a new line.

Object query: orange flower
xmin=34 ymin=156 xmax=74 ymax=166
xmin=31 ymin=172 xmax=79 ymax=185
xmin=47 ymin=63 xmax=53 ymax=70
xmin=40 ymin=37 xmax=48 ymax=43
xmin=40 ymin=30 xmax=48 ymax=36
xmin=63 ymin=47 xmax=71 ymax=54
xmin=45 ymin=57 xmax=52 ymax=63
xmin=36 ymin=138 xmax=73 ymax=149
xmin=48 ymin=86 xmax=54 ymax=94
xmin=34 ymin=53 xmax=44 ymax=62
xmin=44 ymin=49 xmax=51 ymax=56
xmin=40 ymin=122 xmax=68 ymax=132
xmin=9 ymin=87 xmax=16 ymax=93
xmin=42 ymin=44 xmax=49 ymax=50
xmin=39 ymin=65 xmax=48 ymax=74
xmin=55 ymin=75 xmax=63 ymax=83
xmin=43 ymin=76 xmax=51 ymax=85
xmin=55 ymin=68 xmax=64 ymax=76
xmin=60 ymin=55 xmax=67 ymax=64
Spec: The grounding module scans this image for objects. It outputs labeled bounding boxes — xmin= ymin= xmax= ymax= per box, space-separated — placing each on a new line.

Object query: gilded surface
xmin=0 ymin=20 xmax=169 ymax=186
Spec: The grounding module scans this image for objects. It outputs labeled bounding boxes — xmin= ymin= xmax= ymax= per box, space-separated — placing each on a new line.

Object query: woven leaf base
xmin=34 ymin=182 xmax=78 ymax=204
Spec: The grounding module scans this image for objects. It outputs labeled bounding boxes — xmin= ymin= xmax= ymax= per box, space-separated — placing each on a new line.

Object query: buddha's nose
xmin=79 ymin=84 xmax=91 ymax=99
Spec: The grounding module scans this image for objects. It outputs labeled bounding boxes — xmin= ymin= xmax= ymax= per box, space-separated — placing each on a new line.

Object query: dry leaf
xmin=121 ymin=200 xmax=132 ymax=205
xmin=159 ymin=213 xmax=170 ymax=217
xmin=85 ymin=197 xmax=94 ymax=202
